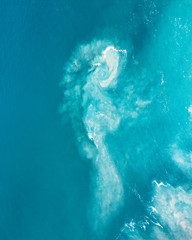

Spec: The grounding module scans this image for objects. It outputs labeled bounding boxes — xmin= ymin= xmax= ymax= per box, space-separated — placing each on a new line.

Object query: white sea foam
xmin=62 ymin=39 xmax=154 ymax=232
xmin=62 ymin=40 xmax=127 ymax=231
xmin=118 ymin=215 xmax=163 ymax=240
xmin=93 ymin=45 xmax=127 ymax=88
xmin=152 ymin=182 xmax=192 ymax=239
xmin=118 ymin=181 xmax=192 ymax=240
xmin=188 ymin=105 xmax=192 ymax=121
xmin=81 ymin=44 xmax=126 ymax=228
xmin=152 ymin=180 xmax=167 ymax=188
xmin=170 ymin=144 xmax=192 ymax=178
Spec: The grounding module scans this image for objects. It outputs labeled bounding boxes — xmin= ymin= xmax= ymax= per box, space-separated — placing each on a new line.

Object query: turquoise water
xmin=1 ymin=0 xmax=192 ymax=239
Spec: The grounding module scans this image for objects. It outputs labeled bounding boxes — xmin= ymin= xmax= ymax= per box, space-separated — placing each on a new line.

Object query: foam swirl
xmin=62 ymin=40 xmax=127 ymax=230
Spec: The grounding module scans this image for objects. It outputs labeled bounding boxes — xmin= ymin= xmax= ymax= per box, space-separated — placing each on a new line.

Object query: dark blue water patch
xmin=0 ymin=0 xmax=100 ymax=239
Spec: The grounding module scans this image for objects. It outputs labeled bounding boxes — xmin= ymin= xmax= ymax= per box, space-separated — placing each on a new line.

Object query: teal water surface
xmin=1 ymin=0 xmax=192 ymax=240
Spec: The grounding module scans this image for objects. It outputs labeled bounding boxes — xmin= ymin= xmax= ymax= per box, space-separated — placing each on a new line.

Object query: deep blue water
xmin=1 ymin=0 xmax=192 ymax=239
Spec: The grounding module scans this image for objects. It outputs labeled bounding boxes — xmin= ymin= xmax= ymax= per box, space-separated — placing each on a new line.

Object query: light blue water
xmin=1 ymin=0 xmax=192 ymax=239
xmin=62 ymin=1 xmax=192 ymax=239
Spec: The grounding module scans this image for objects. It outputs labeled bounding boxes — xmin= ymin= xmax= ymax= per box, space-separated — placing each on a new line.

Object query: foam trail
xmin=62 ymin=40 xmax=127 ymax=230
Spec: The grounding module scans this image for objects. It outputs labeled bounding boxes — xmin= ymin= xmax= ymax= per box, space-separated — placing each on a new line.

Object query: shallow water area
xmin=63 ymin=1 xmax=192 ymax=239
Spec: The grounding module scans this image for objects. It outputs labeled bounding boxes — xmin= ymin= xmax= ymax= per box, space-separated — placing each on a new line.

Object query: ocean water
xmin=1 ymin=0 xmax=192 ymax=239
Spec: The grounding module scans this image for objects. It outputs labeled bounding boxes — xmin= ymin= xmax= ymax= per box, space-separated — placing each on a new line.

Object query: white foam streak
xmin=62 ymin=40 xmax=127 ymax=230
xmin=82 ymin=45 xmax=125 ymax=227
xmin=153 ymin=180 xmax=167 ymax=188
xmin=96 ymin=46 xmax=127 ymax=88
